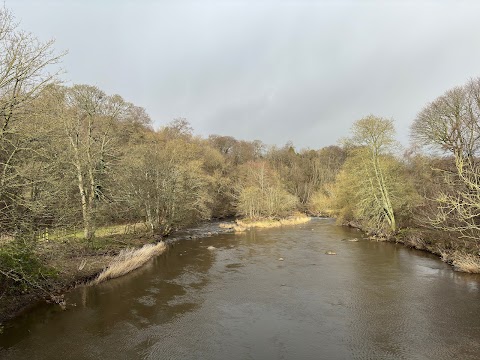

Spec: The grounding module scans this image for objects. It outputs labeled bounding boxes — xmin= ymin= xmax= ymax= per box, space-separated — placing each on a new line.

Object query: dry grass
xmin=279 ymin=216 xmax=311 ymax=226
xmin=218 ymin=222 xmax=247 ymax=233
xmin=233 ymin=225 xmax=247 ymax=232
xmin=451 ymin=252 xmax=480 ymax=273
xmin=92 ymin=242 xmax=167 ymax=285
xmin=438 ymin=250 xmax=480 ymax=274
xmin=236 ymin=215 xmax=311 ymax=230
xmin=439 ymin=250 xmax=451 ymax=263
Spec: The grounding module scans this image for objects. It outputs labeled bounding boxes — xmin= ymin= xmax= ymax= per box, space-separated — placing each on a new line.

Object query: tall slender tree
xmin=348 ymin=115 xmax=398 ymax=232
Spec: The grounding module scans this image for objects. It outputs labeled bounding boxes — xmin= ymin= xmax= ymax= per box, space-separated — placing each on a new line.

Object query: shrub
xmin=0 ymin=239 xmax=54 ymax=296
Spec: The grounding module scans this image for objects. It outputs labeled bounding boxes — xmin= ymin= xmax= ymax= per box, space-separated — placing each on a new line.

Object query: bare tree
xmin=0 ymin=6 xmax=64 ymax=136
xmin=0 ymin=6 xmax=64 ymax=233
xmin=411 ymin=80 xmax=480 ymax=161
xmin=62 ymin=85 xmax=130 ymax=241
xmin=235 ymin=161 xmax=297 ymax=219
xmin=120 ymin=135 xmax=212 ymax=235
xmin=412 ymin=78 xmax=480 ymax=241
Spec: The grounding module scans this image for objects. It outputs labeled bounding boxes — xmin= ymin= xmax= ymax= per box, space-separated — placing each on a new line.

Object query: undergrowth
xmin=0 ymin=239 xmax=56 ymax=297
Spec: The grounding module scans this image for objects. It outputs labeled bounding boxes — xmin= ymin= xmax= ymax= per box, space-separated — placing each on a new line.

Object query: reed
xmin=236 ymin=215 xmax=311 ymax=230
xmin=92 ymin=242 xmax=166 ymax=285
xmin=451 ymin=252 xmax=480 ymax=273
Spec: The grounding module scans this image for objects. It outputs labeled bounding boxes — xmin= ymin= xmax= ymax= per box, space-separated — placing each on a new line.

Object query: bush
xmin=0 ymin=239 xmax=54 ymax=296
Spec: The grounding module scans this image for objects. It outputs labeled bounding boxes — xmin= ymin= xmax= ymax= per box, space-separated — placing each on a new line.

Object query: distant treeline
xmin=0 ymin=5 xmax=346 ymax=241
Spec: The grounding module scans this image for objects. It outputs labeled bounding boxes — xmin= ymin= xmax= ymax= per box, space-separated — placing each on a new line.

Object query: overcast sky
xmin=7 ymin=0 xmax=480 ymax=149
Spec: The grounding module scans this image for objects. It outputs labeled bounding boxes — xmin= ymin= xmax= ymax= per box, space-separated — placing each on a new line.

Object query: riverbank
xmin=344 ymin=221 xmax=480 ymax=274
xmin=0 ymin=216 xmax=313 ymax=325
xmin=3 ymin=218 xmax=480 ymax=359
xmin=4 ymin=215 xmax=476 ymax=327
xmin=0 ymin=226 xmax=157 ymax=325
xmin=394 ymin=228 xmax=480 ymax=273
xmin=0 ymin=219 xmax=252 ymax=325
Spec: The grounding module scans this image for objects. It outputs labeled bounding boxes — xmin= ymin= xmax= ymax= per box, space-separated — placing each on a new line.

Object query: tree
xmin=208 ymin=135 xmax=237 ymax=155
xmin=267 ymin=144 xmax=347 ymax=210
xmin=0 ymin=5 xmax=65 ymax=296
xmin=343 ymin=115 xmax=398 ymax=232
xmin=119 ymin=134 xmax=213 ymax=235
xmin=0 ymin=6 xmax=64 ymax=137
xmin=235 ymin=161 xmax=297 ymax=219
xmin=0 ymin=6 xmax=64 ymax=234
xmin=62 ymin=85 xmax=131 ymax=241
xmin=411 ymin=78 xmax=480 ymax=240
xmin=307 ymin=146 xmax=347 ymax=214
xmin=327 ymin=148 xmax=418 ymax=233
xmin=411 ymin=79 xmax=480 ymax=160
xmin=160 ymin=117 xmax=193 ymax=140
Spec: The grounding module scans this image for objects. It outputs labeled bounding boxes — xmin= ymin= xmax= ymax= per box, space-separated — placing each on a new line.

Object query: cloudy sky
xmin=7 ymin=0 xmax=480 ymax=149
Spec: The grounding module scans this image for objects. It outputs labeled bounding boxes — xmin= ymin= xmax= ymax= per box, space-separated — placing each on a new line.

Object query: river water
xmin=1 ymin=218 xmax=480 ymax=359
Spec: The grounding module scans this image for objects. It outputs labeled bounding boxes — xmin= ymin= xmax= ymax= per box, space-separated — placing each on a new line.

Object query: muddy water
xmin=1 ymin=218 xmax=480 ymax=359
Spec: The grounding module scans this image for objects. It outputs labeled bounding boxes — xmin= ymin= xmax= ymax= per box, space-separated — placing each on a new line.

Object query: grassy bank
xmin=0 ymin=223 xmax=161 ymax=324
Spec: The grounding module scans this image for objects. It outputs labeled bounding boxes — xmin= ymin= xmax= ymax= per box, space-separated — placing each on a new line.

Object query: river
xmin=1 ymin=218 xmax=480 ymax=359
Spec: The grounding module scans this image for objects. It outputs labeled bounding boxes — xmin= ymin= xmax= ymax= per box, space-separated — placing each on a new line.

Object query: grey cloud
xmin=7 ymin=0 xmax=480 ymax=149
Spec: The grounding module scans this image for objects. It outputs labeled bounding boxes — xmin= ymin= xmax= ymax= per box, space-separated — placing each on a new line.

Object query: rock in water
xmin=207 ymin=246 xmax=216 ymax=250
xmin=278 ymin=257 xmax=284 ymax=261
xmin=325 ymin=251 xmax=337 ymax=255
